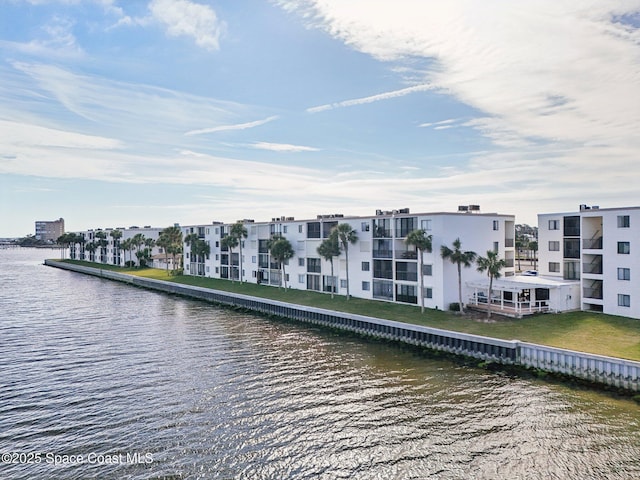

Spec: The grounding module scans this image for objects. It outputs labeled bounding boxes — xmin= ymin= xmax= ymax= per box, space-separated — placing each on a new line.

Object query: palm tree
xmin=56 ymin=232 xmax=75 ymax=259
xmin=85 ymin=241 xmax=97 ymax=262
xmin=159 ymin=226 xmax=183 ymax=274
xmin=110 ymin=229 xmax=123 ymax=265
xmin=476 ymin=250 xmax=507 ymax=320
xmin=131 ymin=233 xmax=145 ymax=267
xmin=94 ymin=231 xmax=108 ymax=264
xmin=74 ymin=233 xmax=86 ymax=260
xmin=221 ymin=234 xmax=239 ymax=281
xmin=155 ymin=235 xmax=171 ymax=272
xmin=440 ymin=238 xmax=477 ymax=313
xmin=193 ymin=238 xmax=211 ymax=276
xmin=184 ymin=233 xmax=199 ymax=274
xmin=333 ymin=223 xmax=358 ymax=300
xmin=317 ymin=231 xmax=340 ymax=298
xmin=405 ymin=229 xmax=433 ymax=313
xmin=267 ymin=234 xmax=294 ymax=289
xmin=121 ymin=238 xmax=134 ymax=267
xmin=230 ymin=222 xmax=248 ymax=282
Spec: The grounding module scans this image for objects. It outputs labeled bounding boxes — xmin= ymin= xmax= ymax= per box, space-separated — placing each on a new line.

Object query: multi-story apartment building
xmin=35 ymin=218 xmax=64 ymax=242
xmin=69 ymin=226 xmax=165 ymax=267
xmin=538 ymin=205 xmax=640 ymax=319
xmin=183 ymin=207 xmax=516 ymax=311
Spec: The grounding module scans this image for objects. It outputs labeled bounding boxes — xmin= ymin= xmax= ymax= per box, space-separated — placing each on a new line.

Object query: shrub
xmin=448 ymin=302 xmax=460 ymax=312
xmin=124 ymin=261 xmax=136 ymax=268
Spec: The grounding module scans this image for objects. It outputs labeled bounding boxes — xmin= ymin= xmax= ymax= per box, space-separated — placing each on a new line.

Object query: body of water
xmin=1 ymin=248 xmax=639 ymax=479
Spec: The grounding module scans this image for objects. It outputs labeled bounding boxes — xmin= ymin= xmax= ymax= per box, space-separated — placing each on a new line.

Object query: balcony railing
xmin=583 ymin=287 xmax=603 ymax=299
xmin=583 ymin=237 xmax=603 ymax=249
xmin=582 ymin=263 xmax=603 ymax=274
xmin=395 ymin=250 xmax=417 ymax=259
xmin=396 ymin=272 xmax=418 ymax=282
xmin=505 ymin=238 xmax=514 ymax=248
xmin=373 ymin=269 xmax=393 ymax=280
xmin=372 ymin=249 xmax=393 ymax=259
xmin=505 ymin=259 xmax=514 ymax=268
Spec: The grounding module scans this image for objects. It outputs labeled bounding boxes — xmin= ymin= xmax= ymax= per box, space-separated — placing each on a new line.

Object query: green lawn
xmin=60 ymin=260 xmax=640 ymax=361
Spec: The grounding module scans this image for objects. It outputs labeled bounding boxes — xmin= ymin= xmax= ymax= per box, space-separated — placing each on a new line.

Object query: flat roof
xmin=467 ymin=275 xmax=579 ymax=292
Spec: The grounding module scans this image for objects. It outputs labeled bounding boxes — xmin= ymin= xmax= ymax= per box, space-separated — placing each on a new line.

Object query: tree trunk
xmin=330 ymin=259 xmax=335 ymax=299
xmin=282 ymin=264 xmax=287 ymax=289
xmin=345 ymin=248 xmax=350 ymax=300
xmin=457 ymin=263 xmax=464 ymax=313
xmin=419 ymin=250 xmax=424 ymax=314
xmin=487 ymin=276 xmax=493 ymax=320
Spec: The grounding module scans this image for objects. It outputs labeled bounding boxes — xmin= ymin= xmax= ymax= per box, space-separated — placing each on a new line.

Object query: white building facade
xmin=69 ymin=226 xmax=165 ymax=267
xmin=183 ymin=207 xmax=516 ymax=311
xmin=538 ymin=205 xmax=640 ymax=319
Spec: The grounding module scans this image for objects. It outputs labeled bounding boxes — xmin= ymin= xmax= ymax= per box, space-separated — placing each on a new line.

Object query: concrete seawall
xmin=45 ymin=260 xmax=640 ymax=393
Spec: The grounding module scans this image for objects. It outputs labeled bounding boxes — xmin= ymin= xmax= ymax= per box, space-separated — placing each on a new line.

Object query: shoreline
xmin=45 ymin=259 xmax=640 ymax=395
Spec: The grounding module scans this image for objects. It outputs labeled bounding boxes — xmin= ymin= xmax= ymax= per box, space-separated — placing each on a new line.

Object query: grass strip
xmin=60 ymin=259 xmax=640 ymax=361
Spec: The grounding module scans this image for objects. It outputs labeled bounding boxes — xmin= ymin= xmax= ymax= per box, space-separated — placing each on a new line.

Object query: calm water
xmin=1 ymin=248 xmax=640 ymax=479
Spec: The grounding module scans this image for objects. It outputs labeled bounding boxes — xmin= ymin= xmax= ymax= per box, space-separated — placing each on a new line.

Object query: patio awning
xmin=467 ymin=275 xmax=578 ymax=292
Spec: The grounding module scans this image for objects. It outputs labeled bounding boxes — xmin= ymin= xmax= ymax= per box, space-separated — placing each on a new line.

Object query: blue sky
xmin=1 ymin=0 xmax=640 ymax=237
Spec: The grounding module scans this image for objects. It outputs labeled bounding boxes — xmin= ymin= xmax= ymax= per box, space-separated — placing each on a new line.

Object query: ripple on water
xmin=1 ymin=248 xmax=640 ymax=480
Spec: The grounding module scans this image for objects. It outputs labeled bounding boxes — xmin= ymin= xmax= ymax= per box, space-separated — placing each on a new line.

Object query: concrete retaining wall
xmin=45 ymin=260 xmax=640 ymax=392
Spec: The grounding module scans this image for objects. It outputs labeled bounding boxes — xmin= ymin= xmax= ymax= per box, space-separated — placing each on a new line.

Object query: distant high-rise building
xmin=35 ymin=218 xmax=65 ymax=242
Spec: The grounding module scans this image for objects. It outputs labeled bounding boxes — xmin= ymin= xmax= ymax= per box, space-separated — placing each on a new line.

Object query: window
xmin=493 ymin=220 xmax=499 ymax=231
xmin=493 ymin=242 xmax=499 ymax=253
xmin=548 ymin=220 xmax=560 ymax=230
xmin=618 ymin=268 xmax=631 ymax=281
xmin=618 ymin=294 xmax=631 ymax=307
xmin=298 ymin=257 xmax=305 ymax=267
xmin=563 ymin=216 xmax=580 ymax=236
xmin=617 ymin=215 xmax=630 ymax=228
xmin=361 ymin=261 xmax=370 ymax=271
xmin=549 ymin=241 xmax=560 ymax=251
xmin=395 ymin=217 xmax=417 ymax=237
xmin=307 ymin=258 xmax=321 ymax=273
xmin=252 ymin=256 xmax=256 ymax=264
xmin=423 ymin=287 xmax=433 ymax=299
xmin=564 ymin=238 xmax=580 ymax=258
xmin=361 ymin=222 xmax=370 ymax=232
xmin=340 ymin=279 xmax=348 ymax=288
xmin=298 ymin=225 xmax=303 ymax=233
xmin=362 ymin=281 xmax=370 ymax=291
xmin=422 ymin=264 xmax=433 ymax=276
xmin=307 ymin=222 xmax=321 ymax=239
xmin=549 ymin=262 xmax=560 ymax=273
xmin=421 ymin=219 xmax=432 ymax=231
xmin=618 ymin=242 xmax=630 ymax=254
xmin=283 ymin=226 xmax=288 ymax=233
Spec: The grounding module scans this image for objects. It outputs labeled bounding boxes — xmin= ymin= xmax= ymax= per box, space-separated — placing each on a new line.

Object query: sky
xmin=1 ymin=0 xmax=640 ymax=237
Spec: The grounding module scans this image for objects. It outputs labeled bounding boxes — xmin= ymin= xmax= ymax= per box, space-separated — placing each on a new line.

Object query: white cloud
xmin=249 ymin=142 xmax=320 ymax=152
xmin=307 ymin=83 xmax=435 ymax=113
xmin=285 ymin=0 xmax=640 ymax=161
xmin=185 ymin=116 xmax=279 ymax=136
xmin=149 ymin=0 xmax=225 ymax=51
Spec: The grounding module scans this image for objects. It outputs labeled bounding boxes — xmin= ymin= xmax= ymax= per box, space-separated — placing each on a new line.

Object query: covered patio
xmin=466 ymin=276 xmax=581 ymax=318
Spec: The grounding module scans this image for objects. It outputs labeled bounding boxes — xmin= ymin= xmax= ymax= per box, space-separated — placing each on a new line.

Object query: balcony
xmin=583 ymin=237 xmax=603 ymax=250
xmin=582 ymin=262 xmax=603 ymax=274
xmin=583 ymin=287 xmax=603 ymax=300
xmin=395 ymin=249 xmax=417 ymax=259
xmin=396 ymin=271 xmax=417 ymax=282
xmin=505 ymin=259 xmax=514 ymax=268
xmin=373 ymin=249 xmax=393 ymax=259
xmin=505 ymin=238 xmax=514 ymax=248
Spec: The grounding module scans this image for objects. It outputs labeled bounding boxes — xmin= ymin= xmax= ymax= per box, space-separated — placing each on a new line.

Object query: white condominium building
xmin=538 ymin=205 xmax=640 ymax=319
xmin=69 ymin=226 xmax=166 ymax=267
xmin=183 ymin=207 xmax=516 ymax=311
